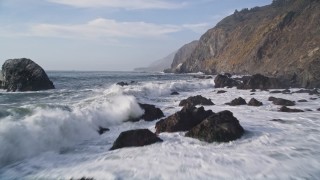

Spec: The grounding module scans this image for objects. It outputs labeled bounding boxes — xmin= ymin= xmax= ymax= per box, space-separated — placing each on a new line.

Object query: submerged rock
xmin=214 ymin=74 xmax=239 ymax=88
xmin=247 ymin=98 xmax=263 ymax=106
xmin=171 ymin=91 xmax=179 ymax=95
xmin=179 ymin=95 xmax=214 ymax=107
xmin=225 ymin=97 xmax=247 ymax=106
xmin=186 ymin=110 xmax=244 ymax=142
xmin=1 ymin=58 xmax=54 ymax=92
xmin=98 ymin=126 xmax=110 ymax=135
xmin=110 ymin=129 xmax=162 ymax=150
xmin=271 ymin=97 xmax=295 ymax=106
xmin=155 ymin=106 xmax=213 ymax=134
xmin=279 ymin=106 xmax=304 ymax=113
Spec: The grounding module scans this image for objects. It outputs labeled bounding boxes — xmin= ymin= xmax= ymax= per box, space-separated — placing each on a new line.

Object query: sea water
xmin=0 ymin=71 xmax=319 ymax=179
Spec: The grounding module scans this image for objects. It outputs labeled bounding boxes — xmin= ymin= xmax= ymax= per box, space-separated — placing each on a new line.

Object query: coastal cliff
xmin=179 ymin=0 xmax=320 ymax=88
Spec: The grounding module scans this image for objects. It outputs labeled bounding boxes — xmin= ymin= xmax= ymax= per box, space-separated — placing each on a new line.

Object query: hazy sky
xmin=0 ymin=0 xmax=272 ymax=71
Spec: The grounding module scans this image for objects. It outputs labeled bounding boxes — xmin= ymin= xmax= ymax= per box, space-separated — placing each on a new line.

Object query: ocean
xmin=0 ymin=71 xmax=319 ymax=179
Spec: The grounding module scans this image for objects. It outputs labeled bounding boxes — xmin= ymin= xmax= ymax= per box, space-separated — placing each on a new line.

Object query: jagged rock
xmin=138 ymin=103 xmax=164 ymax=121
xmin=171 ymin=91 xmax=179 ymax=95
xmin=98 ymin=126 xmax=110 ymax=135
xmin=155 ymin=106 xmax=213 ymax=134
xmin=225 ymin=97 xmax=247 ymax=106
xmin=110 ymin=129 xmax=162 ymax=150
xmin=1 ymin=58 xmax=54 ymax=92
xmin=116 ymin=82 xmax=129 ymax=86
xmin=217 ymin=90 xmax=227 ymax=94
xmin=179 ymin=95 xmax=214 ymax=107
xmin=279 ymin=106 xmax=304 ymax=113
xmin=237 ymin=74 xmax=284 ymax=90
xmin=214 ymin=74 xmax=239 ymax=88
xmin=248 ymin=98 xmax=263 ymax=106
xmin=186 ymin=110 xmax=244 ymax=142
xmin=298 ymin=99 xmax=308 ymax=102
xmin=271 ymin=98 xmax=295 ymax=106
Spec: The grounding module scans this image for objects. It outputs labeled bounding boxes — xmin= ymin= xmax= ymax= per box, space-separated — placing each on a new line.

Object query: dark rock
xmin=250 ymin=89 xmax=256 ymax=92
xmin=270 ymin=90 xmax=282 ymax=94
xmin=179 ymin=95 xmax=214 ymax=107
xmin=224 ymin=73 xmax=232 ymax=78
xmin=186 ymin=110 xmax=244 ymax=142
xmin=70 ymin=177 xmax=95 ymax=180
xmin=293 ymin=89 xmax=319 ymax=95
xmin=270 ymin=119 xmax=287 ymax=123
xmin=214 ymin=74 xmax=239 ymax=88
xmin=270 ymin=97 xmax=295 ymax=106
xmin=1 ymin=58 xmax=54 ymax=92
xmin=138 ymin=103 xmax=164 ymax=121
xmin=171 ymin=91 xmax=179 ymax=95
xmin=237 ymin=74 xmax=284 ymax=90
xmin=317 ymin=108 xmax=320 ymax=111
xmin=310 ymin=97 xmax=318 ymax=100
xmin=279 ymin=106 xmax=304 ymax=112
xmin=225 ymin=97 xmax=247 ymax=106
xmin=193 ymin=75 xmax=212 ymax=79
xmin=297 ymin=99 xmax=308 ymax=102
xmin=110 ymin=129 xmax=162 ymax=150
xmin=155 ymin=106 xmax=213 ymax=134
xmin=116 ymin=82 xmax=129 ymax=86
xmin=305 ymin=109 xmax=313 ymax=111
xmin=98 ymin=126 xmax=110 ymax=135
xmin=282 ymin=89 xmax=291 ymax=94
xmin=217 ymin=90 xmax=227 ymax=94
xmin=250 ymin=93 xmax=255 ymax=95
xmin=248 ymin=98 xmax=263 ymax=106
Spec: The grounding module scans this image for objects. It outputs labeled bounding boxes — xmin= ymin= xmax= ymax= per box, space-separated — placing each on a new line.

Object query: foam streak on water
xmin=0 ymin=71 xmax=320 ymax=179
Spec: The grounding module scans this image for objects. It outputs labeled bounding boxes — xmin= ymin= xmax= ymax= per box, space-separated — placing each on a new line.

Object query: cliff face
xmin=180 ymin=0 xmax=320 ymax=88
xmin=170 ymin=40 xmax=198 ymax=72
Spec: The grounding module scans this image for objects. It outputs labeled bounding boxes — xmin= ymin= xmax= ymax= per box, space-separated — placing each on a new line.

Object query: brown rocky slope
xmin=179 ymin=0 xmax=320 ymax=88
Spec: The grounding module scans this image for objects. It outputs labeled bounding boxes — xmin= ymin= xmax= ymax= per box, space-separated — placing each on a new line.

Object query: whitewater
xmin=0 ymin=71 xmax=319 ymax=179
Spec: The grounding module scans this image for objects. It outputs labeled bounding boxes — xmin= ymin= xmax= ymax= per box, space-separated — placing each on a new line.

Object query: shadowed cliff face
xmin=180 ymin=0 xmax=320 ymax=88
xmin=170 ymin=40 xmax=199 ymax=72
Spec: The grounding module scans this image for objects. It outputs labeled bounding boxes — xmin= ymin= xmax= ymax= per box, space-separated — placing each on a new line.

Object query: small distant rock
xmin=110 ymin=129 xmax=162 ymax=150
xmin=250 ymin=89 xmax=256 ymax=92
xmin=193 ymin=75 xmax=212 ymax=79
xmin=225 ymin=97 xmax=247 ymax=106
xmin=116 ymin=82 xmax=129 ymax=86
xmin=305 ymin=109 xmax=313 ymax=112
xmin=98 ymin=126 xmax=110 ymax=135
xmin=297 ymin=99 xmax=308 ymax=102
xmin=179 ymin=95 xmax=214 ymax=107
xmin=248 ymin=98 xmax=263 ymax=106
xmin=155 ymin=106 xmax=213 ymax=134
xmin=214 ymin=74 xmax=239 ymax=88
xmin=270 ymin=119 xmax=287 ymax=123
xmin=217 ymin=90 xmax=227 ymax=94
xmin=279 ymin=106 xmax=304 ymax=113
xmin=171 ymin=91 xmax=179 ymax=95
xmin=270 ymin=97 xmax=295 ymax=106
xmin=70 ymin=177 xmax=95 ymax=180
xmin=186 ymin=110 xmax=244 ymax=142
xmin=282 ymin=89 xmax=291 ymax=94
xmin=270 ymin=90 xmax=282 ymax=94
xmin=293 ymin=89 xmax=319 ymax=95
xmin=310 ymin=97 xmax=318 ymax=100
xmin=1 ymin=58 xmax=55 ymax=92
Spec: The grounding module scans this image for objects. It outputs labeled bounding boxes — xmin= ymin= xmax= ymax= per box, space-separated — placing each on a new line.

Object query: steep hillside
xmin=134 ymin=51 xmax=176 ymax=72
xmin=180 ymin=0 xmax=320 ymax=88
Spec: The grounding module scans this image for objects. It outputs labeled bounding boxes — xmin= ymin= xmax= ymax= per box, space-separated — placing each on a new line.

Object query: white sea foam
xmin=0 ymin=94 xmax=143 ymax=167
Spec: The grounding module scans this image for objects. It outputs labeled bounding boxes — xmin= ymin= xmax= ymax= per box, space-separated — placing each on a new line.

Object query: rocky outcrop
xmin=179 ymin=0 xmax=320 ymax=88
xmin=1 ymin=58 xmax=54 ymax=92
xmin=138 ymin=103 xmax=164 ymax=121
xmin=270 ymin=97 xmax=295 ymax=106
xmin=214 ymin=74 xmax=239 ymax=88
xmin=167 ymin=40 xmax=199 ymax=73
xmin=237 ymin=74 xmax=284 ymax=89
xmin=110 ymin=129 xmax=162 ymax=150
xmin=155 ymin=106 xmax=213 ymax=134
xmin=279 ymin=106 xmax=304 ymax=112
xmin=179 ymin=95 xmax=214 ymax=107
xmin=185 ymin=110 xmax=244 ymax=142
xmin=225 ymin=97 xmax=247 ymax=106
xmin=248 ymin=98 xmax=263 ymax=106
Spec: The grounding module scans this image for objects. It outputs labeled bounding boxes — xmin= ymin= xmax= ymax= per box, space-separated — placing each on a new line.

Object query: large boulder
xmin=185 ymin=110 xmax=244 ymax=142
xmin=214 ymin=74 xmax=239 ymax=88
xmin=110 ymin=129 xmax=162 ymax=150
xmin=155 ymin=106 xmax=213 ymax=134
xmin=271 ymin=97 xmax=295 ymax=106
xmin=247 ymin=98 xmax=263 ymax=106
xmin=1 ymin=58 xmax=54 ymax=92
xmin=179 ymin=95 xmax=214 ymax=107
xmin=237 ymin=74 xmax=284 ymax=90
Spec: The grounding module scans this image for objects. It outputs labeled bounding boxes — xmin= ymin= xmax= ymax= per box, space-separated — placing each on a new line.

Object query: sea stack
xmin=1 ymin=58 xmax=55 ymax=92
